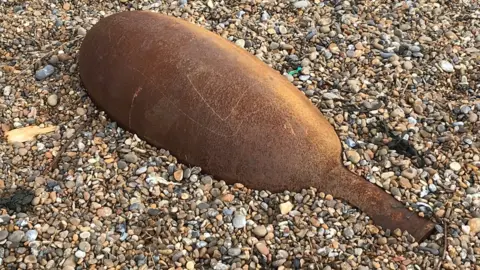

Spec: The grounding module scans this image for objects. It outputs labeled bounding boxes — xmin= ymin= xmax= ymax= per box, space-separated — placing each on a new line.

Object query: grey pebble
xmin=343 ymin=227 xmax=354 ymax=239
xmin=228 ymin=248 xmax=241 ymax=256
xmin=437 ymin=124 xmax=446 ymax=133
xmin=79 ymin=241 xmax=91 ymax=252
xmin=189 ymin=174 xmax=198 ymax=182
xmin=0 ymin=230 xmax=8 ymax=241
xmin=124 ymin=152 xmax=138 ymax=163
xmin=418 ymin=246 xmax=439 ymax=255
xmin=117 ymin=160 xmax=128 ymax=169
xmin=469 ymin=113 xmax=478 ymax=123
xmin=409 ymin=45 xmax=421 ymax=52
xmin=400 ymin=24 xmax=411 ymax=30
xmin=201 ymin=175 xmax=213 ymax=185
xmin=35 ymin=65 xmax=55 ymax=80
xmin=232 ymin=215 xmax=246 ymax=228
xmin=25 ymin=230 xmax=38 ymax=241
xmin=8 ymin=231 xmax=25 ymax=243
xmin=48 ymin=55 xmax=59 ymax=65
xmin=253 ymin=225 xmax=267 ymax=237
xmin=183 ymin=168 xmax=192 ymax=178
xmin=135 ymin=166 xmax=147 ymax=175
xmin=147 ymin=208 xmax=161 ymax=216
xmin=77 ymin=27 xmax=87 ymax=36
xmin=65 ymin=181 xmax=76 ymax=189
xmin=0 ymin=215 xmax=10 ymax=225
xmin=380 ymin=52 xmax=396 ymax=59
xmin=466 ymin=187 xmax=478 ymax=194
xmin=197 ymin=202 xmax=210 ymax=210
xmin=273 ymin=259 xmax=286 ymax=267
xmin=324 ymin=51 xmax=333 ymax=59
xmin=460 ymin=105 xmax=471 ymax=114
xmin=269 ymin=42 xmax=279 ymax=50
xmin=172 ymin=250 xmax=184 ymax=262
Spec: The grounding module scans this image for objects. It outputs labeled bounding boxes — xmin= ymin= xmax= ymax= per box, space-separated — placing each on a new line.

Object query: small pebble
xmin=75 ymin=250 xmax=86 ymax=258
xmin=253 ymin=225 xmax=267 ymax=237
xmin=35 ymin=65 xmax=55 ymax=80
xmin=449 ymin=162 xmax=461 ymax=171
xmin=8 ymin=231 xmax=25 ymax=243
xmin=293 ymin=1 xmax=310 ymax=8
xmin=440 ymin=60 xmax=454 ymax=72
xmin=124 ymin=153 xmax=138 ymax=163
xmin=47 ymin=94 xmax=58 ymax=106
xmin=232 ymin=215 xmax=246 ymax=228
xmin=279 ymin=201 xmax=294 ymax=214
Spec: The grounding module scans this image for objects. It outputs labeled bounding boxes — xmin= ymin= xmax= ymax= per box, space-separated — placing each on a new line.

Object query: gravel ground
xmin=1 ymin=0 xmax=480 ymax=269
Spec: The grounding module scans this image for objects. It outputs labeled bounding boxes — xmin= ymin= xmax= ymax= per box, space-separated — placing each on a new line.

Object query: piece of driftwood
xmin=78 ymin=11 xmax=436 ymax=242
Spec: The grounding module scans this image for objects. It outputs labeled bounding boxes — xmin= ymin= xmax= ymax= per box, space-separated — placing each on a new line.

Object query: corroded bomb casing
xmin=78 ymin=11 xmax=436 ymax=242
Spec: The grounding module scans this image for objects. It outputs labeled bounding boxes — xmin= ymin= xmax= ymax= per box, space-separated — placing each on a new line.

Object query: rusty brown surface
xmin=78 ymin=10 xmax=436 ymax=242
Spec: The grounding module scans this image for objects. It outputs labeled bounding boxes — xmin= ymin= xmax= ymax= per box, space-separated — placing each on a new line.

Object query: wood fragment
xmin=435 ymin=216 xmax=449 ymax=270
xmin=42 ymin=123 xmax=86 ymax=174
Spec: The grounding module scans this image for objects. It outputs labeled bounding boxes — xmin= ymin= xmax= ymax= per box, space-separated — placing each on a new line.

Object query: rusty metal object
xmin=78 ymin=11 xmax=436 ymax=242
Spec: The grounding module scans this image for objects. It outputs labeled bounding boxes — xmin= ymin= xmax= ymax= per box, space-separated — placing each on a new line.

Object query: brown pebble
xmin=435 ymin=209 xmax=445 ymax=218
xmin=49 ymin=192 xmax=57 ymax=201
xmin=255 ymin=242 xmax=269 ymax=255
xmin=221 ymin=194 xmax=234 ymax=202
xmin=398 ymin=177 xmax=412 ymax=189
xmin=174 ymin=170 xmax=183 ymax=181
xmin=377 ymin=237 xmax=387 ymax=245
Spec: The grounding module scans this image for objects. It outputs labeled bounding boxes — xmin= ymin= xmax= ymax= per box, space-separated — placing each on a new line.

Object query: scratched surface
xmin=78 ymin=11 xmax=436 ymax=242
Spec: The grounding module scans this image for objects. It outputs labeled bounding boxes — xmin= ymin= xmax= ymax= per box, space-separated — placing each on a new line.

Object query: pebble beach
xmin=1 ymin=0 xmax=480 ymax=269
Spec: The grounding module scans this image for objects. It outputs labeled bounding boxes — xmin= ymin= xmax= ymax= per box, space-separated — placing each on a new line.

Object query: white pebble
xmin=280 ymin=201 xmax=294 ymax=215
xmin=75 ymin=250 xmax=86 ymax=258
xmin=440 ymin=60 xmax=454 ymax=72
xmin=77 ymin=27 xmax=87 ymax=36
xmin=235 ymin=39 xmax=245 ymax=48
xmin=3 ymin=86 xmax=11 ymax=96
xmin=293 ymin=1 xmax=310 ymax=8
xmin=47 ymin=94 xmax=58 ymax=106
xmin=449 ymin=162 xmax=461 ymax=172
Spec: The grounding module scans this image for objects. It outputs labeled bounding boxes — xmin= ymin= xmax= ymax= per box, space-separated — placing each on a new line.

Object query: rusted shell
xmin=78 ymin=11 xmax=436 ymax=242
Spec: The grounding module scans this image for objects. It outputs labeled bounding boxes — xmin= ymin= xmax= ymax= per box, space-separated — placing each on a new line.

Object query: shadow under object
xmin=78 ymin=11 xmax=437 ymax=242
xmin=0 ymin=188 xmax=34 ymax=213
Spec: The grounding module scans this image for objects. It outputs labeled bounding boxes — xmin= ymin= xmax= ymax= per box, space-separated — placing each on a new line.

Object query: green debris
xmin=288 ymin=67 xmax=302 ymax=75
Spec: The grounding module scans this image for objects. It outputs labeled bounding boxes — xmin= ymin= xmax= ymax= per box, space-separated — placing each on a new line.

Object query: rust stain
xmin=78 ymin=10 xmax=437 ymax=243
